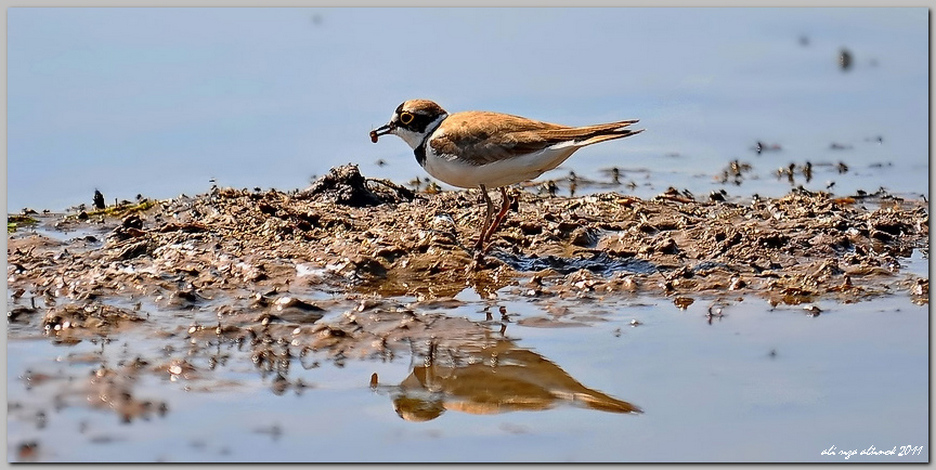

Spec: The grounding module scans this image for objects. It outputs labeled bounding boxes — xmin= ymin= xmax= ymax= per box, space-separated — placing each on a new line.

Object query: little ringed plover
xmin=370 ymin=99 xmax=643 ymax=253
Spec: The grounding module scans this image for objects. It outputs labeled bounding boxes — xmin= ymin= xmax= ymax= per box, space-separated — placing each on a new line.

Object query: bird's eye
xmin=400 ymin=112 xmax=414 ymax=125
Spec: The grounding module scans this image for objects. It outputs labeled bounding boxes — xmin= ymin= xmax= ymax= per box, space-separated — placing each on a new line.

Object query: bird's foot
xmin=467 ymin=247 xmax=501 ymax=272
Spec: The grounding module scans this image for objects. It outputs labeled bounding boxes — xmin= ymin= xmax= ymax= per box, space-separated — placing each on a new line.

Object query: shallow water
xmin=6 ymin=7 xmax=930 ymax=463
xmin=7 ymin=286 xmax=928 ymax=462
xmin=6 ymin=247 xmax=930 ymax=462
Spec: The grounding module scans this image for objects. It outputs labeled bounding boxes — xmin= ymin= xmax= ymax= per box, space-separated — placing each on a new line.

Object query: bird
xmin=370 ymin=99 xmax=643 ymax=253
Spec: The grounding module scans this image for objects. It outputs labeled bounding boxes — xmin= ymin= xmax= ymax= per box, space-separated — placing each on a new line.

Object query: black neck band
xmin=414 ymin=142 xmax=427 ymax=166
xmin=413 ymin=114 xmax=445 ymax=167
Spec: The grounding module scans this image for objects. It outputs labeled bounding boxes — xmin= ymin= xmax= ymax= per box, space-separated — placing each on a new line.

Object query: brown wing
xmin=430 ymin=111 xmax=640 ymax=166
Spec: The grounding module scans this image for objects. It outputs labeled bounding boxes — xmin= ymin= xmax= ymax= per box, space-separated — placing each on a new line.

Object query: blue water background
xmin=8 ymin=8 xmax=929 ymax=212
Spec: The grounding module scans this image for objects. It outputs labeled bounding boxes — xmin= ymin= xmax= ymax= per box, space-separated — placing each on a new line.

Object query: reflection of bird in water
xmin=372 ymin=339 xmax=641 ymax=422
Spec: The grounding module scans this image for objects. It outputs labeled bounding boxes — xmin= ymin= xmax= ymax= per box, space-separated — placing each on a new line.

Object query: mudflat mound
xmin=7 ymin=164 xmax=928 ymax=352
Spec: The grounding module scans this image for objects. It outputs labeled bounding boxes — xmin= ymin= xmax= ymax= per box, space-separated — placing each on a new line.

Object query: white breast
xmin=422 ymin=141 xmax=579 ymax=189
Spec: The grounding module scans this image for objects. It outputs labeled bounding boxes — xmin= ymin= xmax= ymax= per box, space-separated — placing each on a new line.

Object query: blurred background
xmin=7 ymin=7 xmax=929 ymax=212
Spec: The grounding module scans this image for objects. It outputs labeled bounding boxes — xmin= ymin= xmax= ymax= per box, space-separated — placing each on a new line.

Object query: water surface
xmin=8 ymin=8 xmax=929 ymax=211
xmin=7 ymin=290 xmax=928 ymax=462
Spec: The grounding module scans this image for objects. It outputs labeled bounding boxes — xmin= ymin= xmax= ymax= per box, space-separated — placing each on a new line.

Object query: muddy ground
xmin=8 ymin=163 xmax=930 ymax=334
xmin=6 ymin=164 xmax=929 ymax=445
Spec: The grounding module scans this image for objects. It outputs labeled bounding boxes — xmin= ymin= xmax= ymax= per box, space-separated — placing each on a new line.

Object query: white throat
xmin=393 ymin=113 xmax=448 ymax=150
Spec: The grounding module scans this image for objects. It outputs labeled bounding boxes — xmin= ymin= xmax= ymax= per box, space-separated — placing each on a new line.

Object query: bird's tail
xmin=540 ymin=119 xmax=644 ymax=147
xmin=578 ymin=127 xmax=644 ymax=147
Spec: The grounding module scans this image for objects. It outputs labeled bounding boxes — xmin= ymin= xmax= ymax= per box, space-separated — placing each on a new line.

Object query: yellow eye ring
xmin=400 ymin=112 xmax=414 ymax=125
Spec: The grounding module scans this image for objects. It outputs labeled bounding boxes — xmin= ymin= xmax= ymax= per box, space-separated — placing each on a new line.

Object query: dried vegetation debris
xmin=7 ymin=165 xmax=930 ymax=343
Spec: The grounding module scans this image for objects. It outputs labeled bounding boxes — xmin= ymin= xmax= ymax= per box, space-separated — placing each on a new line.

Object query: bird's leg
xmin=473 ymin=184 xmax=494 ymax=252
xmin=481 ymin=187 xmax=513 ymax=251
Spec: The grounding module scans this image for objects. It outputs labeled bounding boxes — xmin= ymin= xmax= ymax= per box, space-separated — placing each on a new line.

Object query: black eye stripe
xmin=398 ymin=112 xmax=435 ymax=133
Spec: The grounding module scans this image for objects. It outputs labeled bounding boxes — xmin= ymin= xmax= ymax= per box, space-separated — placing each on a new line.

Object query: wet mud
xmin=6 ymin=164 xmax=929 ymax=445
xmin=13 ymin=165 xmax=927 ymax=303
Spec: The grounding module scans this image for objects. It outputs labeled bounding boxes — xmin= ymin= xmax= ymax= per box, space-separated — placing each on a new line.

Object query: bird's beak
xmin=370 ymin=123 xmax=394 ymax=143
